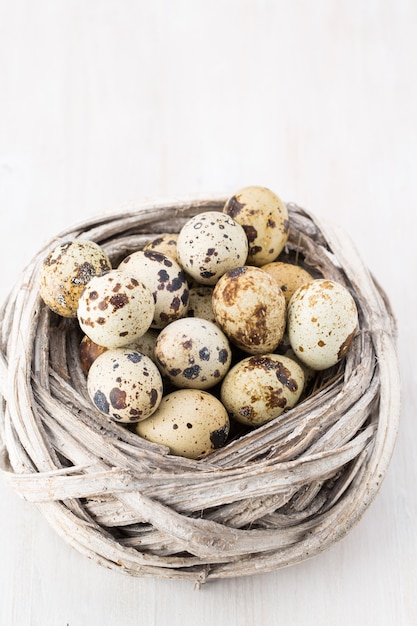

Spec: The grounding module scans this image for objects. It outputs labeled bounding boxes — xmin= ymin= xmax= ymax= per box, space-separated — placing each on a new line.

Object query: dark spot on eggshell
xmin=199 ymin=347 xmax=210 ymax=361
xmin=183 ymin=364 xmax=201 ymax=379
xmin=167 ymin=275 xmax=186 ymax=292
xmin=243 ymin=225 xmax=258 ymax=244
xmin=267 ymin=219 xmax=276 ymax=228
xmin=173 ymin=423 xmax=178 ymax=429
xmin=126 ymin=352 xmax=142 ymax=363
xmin=266 ymin=389 xmax=287 ymax=409
xmin=93 ymin=390 xmax=109 ymax=414
xmin=275 ymin=363 xmax=298 ymax=392
xmin=200 ymin=270 xmax=216 ymax=280
xmin=148 ymin=388 xmax=159 ymax=407
xmin=218 ymin=349 xmax=229 ymax=364
xmin=181 ymin=289 xmax=189 ymax=306
xmin=338 ymin=329 xmax=356 ymax=360
xmin=182 ymin=338 xmax=193 ymax=349
xmin=158 ymin=269 xmax=170 ymax=284
xmin=112 ymin=282 xmax=122 ymax=292
xmin=249 ymin=245 xmax=263 ymax=256
xmin=239 ymin=405 xmax=253 ymax=418
xmin=89 ymin=290 xmax=99 ymax=300
xmin=72 ymin=262 xmax=97 ymax=285
xmin=110 ymin=293 xmax=129 ymax=309
xmin=209 ymin=424 xmax=229 ymax=449
xmin=97 ymin=317 xmax=106 ymax=325
xmin=98 ymin=300 xmax=108 ymax=310
xmin=170 ymin=296 xmax=181 ymax=311
xmin=110 ymin=387 xmax=127 ymax=410
xmin=224 ymin=196 xmax=246 ymax=219
xmin=186 ymin=423 xmax=193 ymax=429
xmin=144 ymin=249 xmax=172 ymax=266
xmin=169 ymin=368 xmax=181 ymax=377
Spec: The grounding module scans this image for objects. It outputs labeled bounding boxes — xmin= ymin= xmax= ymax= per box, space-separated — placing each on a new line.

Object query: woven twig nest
xmin=0 ymin=197 xmax=400 ymax=585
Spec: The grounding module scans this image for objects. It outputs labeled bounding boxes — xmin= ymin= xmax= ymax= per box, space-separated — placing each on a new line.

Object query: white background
xmin=0 ymin=1 xmax=416 ymax=624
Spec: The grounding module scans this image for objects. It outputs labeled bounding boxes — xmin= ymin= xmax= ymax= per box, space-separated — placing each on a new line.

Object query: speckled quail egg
xmin=261 ymin=262 xmax=313 ymax=306
xmin=118 ymin=250 xmax=189 ymax=329
xmin=77 ymin=269 xmax=155 ymax=348
xmin=39 ymin=240 xmax=112 ymax=317
xmin=176 ymin=211 xmax=248 ymax=285
xmin=135 ymin=389 xmax=230 ymax=459
xmin=223 ymin=186 xmax=289 ymax=266
xmin=155 ymin=317 xmax=232 ymax=389
xmin=287 ymin=279 xmax=359 ymax=371
xmin=187 ymin=286 xmax=216 ymax=323
xmin=221 ymin=354 xmax=305 ymax=427
xmin=212 ymin=266 xmax=286 ymax=354
xmin=87 ymin=348 xmax=163 ymax=423
xmin=143 ymin=234 xmax=179 ymax=263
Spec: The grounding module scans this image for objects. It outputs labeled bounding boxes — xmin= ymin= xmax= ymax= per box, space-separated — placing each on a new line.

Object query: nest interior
xmin=0 ymin=198 xmax=400 ymax=585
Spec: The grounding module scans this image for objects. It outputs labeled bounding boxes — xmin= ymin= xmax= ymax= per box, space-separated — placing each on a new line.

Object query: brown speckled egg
xmin=87 ymin=348 xmax=163 ymax=423
xmin=187 ymin=286 xmax=216 ymax=323
xmin=212 ymin=266 xmax=286 ymax=354
xmin=287 ymin=279 xmax=359 ymax=370
xmin=77 ymin=269 xmax=154 ymax=348
xmin=176 ymin=211 xmax=248 ymax=285
xmin=135 ymin=389 xmax=230 ymax=459
xmin=118 ymin=250 xmax=189 ymax=329
xmin=221 ymin=354 xmax=305 ymax=427
xmin=261 ymin=262 xmax=313 ymax=305
xmin=223 ymin=186 xmax=289 ymax=266
xmin=143 ymin=234 xmax=179 ymax=263
xmin=39 ymin=240 xmax=111 ymax=317
xmin=155 ymin=317 xmax=231 ymax=389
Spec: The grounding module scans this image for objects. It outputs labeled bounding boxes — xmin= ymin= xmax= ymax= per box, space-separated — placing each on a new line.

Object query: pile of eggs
xmin=39 ymin=186 xmax=359 ymax=459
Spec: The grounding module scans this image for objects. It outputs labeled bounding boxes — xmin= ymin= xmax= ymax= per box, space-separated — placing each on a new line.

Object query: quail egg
xmin=39 ymin=240 xmax=112 ymax=317
xmin=212 ymin=266 xmax=286 ymax=354
xmin=287 ymin=279 xmax=359 ymax=370
xmin=77 ymin=269 xmax=155 ymax=348
xmin=176 ymin=211 xmax=248 ymax=285
xmin=261 ymin=261 xmax=313 ymax=305
xmin=223 ymin=186 xmax=289 ymax=266
xmin=187 ymin=286 xmax=216 ymax=323
xmin=221 ymin=354 xmax=305 ymax=427
xmin=118 ymin=250 xmax=189 ymax=328
xmin=87 ymin=348 xmax=163 ymax=423
xmin=155 ymin=317 xmax=232 ymax=389
xmin=135 ymin=389 xmax=230 ymax=459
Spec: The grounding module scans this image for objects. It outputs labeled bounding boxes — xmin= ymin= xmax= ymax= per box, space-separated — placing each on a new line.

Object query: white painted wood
xmin=0 ymin=0 xmax=416 ymax=624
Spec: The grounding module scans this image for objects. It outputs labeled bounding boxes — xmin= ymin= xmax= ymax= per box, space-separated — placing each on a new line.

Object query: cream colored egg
xmin=118 ymin=250 xmax=189 ymax=329
xmin=176 ymin=211 xmax=248 ymax=285
xmin=287 ymin=279 xmax=359 ymax=370
xmin=261 ymin=261 xmax=313 ymax=305
xmin=87 ymin=348 xmax=163 ymax=423
xmin=143 ymin=234 xmax=179 ymax=263
xmin=135 ymin=389 xmax=230 ymax=459
xmin=155 ymin=317 xmax=232 ymax=389
xmin=212 ymin=266 xmax=286 ymax=354
xmin=223 ymin=186 xmax=289 ymax=266
xmin=77 ymin=269 xmax=154 ymax=348
xmin=39 ymin=240 xmax=112 ymax=317
xmin=221 ymin=354 xmax=305 ymax=427
xmin=187 ymin=286 xmax=216 ymax=323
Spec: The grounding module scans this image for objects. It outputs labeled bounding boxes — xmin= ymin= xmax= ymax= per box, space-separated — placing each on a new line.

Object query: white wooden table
xmin=1 ymin=1 xmax=416 ymax=624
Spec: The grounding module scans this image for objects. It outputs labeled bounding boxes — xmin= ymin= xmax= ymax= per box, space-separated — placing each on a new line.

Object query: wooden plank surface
xmin=0 ymin=1 xmax=416 ymax=624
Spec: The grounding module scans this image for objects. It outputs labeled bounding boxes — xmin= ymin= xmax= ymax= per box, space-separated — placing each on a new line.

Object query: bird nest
xmin=0 ymin=197 xmax=400 ymax=586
